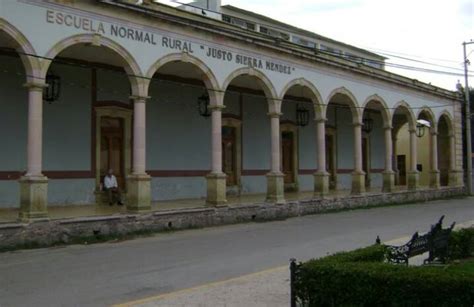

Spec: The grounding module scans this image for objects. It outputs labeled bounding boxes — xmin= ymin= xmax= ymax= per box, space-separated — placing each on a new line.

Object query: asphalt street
xmin=0 ymin=197 xmax=473 ymax=307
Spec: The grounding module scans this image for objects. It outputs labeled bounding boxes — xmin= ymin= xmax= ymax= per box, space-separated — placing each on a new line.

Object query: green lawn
xmin=448 ymin=258 xmax=474 ymax=274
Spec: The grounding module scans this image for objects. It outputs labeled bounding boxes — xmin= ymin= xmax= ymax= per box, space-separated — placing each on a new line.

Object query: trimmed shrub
xmin=449 ymin=228 xmax=474 ymax=259
xmin=294 ymin=244 xmax=474 ymax=306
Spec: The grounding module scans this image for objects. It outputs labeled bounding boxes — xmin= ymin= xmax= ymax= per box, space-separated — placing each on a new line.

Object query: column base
xmin=351 ymin=171 xmax=366 ymax=195
xmin=313 ymin=172 xmax=329 ymax=197
xmin=206 ymin=172 xmax=227 ymax=206
xmin=126 ymin=173 xmax=151 ymax=213
xmin=407 ymin=171 xmax=420 ymax=190
xmin=266 ymin=172 xmax=285 ymax=204
xmin=429 ymin=170 xmax=441 ymax=189
xmin=382 ymin=171 xmax=396 ymax=193
xmin=394 ymin=170 xmax=400 ymax=186
xmin=19 ymin=175 xmax=49 ymax=223
xmin=448 ymin=169 xmax=463 ymax=187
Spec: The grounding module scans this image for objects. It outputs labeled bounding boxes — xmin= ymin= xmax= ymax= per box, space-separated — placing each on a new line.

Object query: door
xmin=397 ymin=155 xmax=407 ymax=186
xmin=326 ymin=134 xmax=336 ymax=189
xmin=222 ymin=126 xmax=237 ymax=186
xmin=100 ymin=117 xmax=125 ymax=189
xmin=281 ymin=131 xmax=295 ymax=184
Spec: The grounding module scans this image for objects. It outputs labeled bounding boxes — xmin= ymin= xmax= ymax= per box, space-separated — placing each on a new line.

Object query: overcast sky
xmin=164 ymin=0 xmax=473 ymax=90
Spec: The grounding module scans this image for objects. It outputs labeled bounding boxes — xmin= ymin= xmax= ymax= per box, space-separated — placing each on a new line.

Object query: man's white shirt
xmin=104 ymin=175 xmax=118 ymax=189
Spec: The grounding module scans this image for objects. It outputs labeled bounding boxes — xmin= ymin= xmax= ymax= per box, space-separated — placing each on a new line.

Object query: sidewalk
xmin=117 ymin=220 xmax=474 ymax=307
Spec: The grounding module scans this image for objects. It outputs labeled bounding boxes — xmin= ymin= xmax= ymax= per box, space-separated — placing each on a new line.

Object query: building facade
xmin=0 ymin=0 xmax=464 ymax=221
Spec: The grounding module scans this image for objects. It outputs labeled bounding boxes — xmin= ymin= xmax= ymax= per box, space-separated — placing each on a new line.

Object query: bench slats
xmin=385 ymin=216 xmax=454 ymax=265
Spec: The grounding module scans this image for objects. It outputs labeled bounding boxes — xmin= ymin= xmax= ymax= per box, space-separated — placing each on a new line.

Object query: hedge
xmin=449 ymin=228 xmax=474 ymax=259
xmin=294 ymin=231 xmax=474 ymax=307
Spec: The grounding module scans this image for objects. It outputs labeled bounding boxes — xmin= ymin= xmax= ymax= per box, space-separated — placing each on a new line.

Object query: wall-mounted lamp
xmin=296 ymin=104 xmax=309 ymax=127
xmin=43 ymin=71 xmax=61 ymax=103
xmin=416 ymin=119 xmax=431 ymax=138
xmin=362 ymin=114 xmax=374 ymax=134
xmin=197 ymin=92 xmax=211 ymax=117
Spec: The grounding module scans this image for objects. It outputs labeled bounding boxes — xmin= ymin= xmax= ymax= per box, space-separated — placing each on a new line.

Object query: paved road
xmin=0 ymin=198 xmax=473 ymax=307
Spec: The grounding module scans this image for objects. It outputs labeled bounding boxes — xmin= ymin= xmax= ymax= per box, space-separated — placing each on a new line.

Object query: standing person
xmin=103 ymin=169 xmax=124 ymax=206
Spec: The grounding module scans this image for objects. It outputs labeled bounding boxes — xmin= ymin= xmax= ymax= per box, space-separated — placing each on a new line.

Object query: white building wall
xmin=0 ymin=0 xmax=462 ymax=207
xmin=0 ymin=55 xmax=27 ymax=172
xmin=43 ymin=63 xmax=91 ymax=171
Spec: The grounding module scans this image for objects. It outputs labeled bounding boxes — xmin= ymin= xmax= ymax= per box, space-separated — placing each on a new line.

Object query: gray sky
xmin=163 ymin=0 xmax=474 ymax=90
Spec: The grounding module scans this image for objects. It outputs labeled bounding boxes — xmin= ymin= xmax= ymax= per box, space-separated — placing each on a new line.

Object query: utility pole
xmin=463 ymin=40 xmax=473 ymax=195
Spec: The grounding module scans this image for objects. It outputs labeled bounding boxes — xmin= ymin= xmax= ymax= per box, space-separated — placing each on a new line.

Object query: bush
xmin=294 ymin=244 xmax=474 ymax=306
xmin=449 ymin=228 xmax=474 ymax=259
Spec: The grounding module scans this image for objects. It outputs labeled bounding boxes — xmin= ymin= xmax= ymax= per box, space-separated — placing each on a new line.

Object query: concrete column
xmin=207 ymin=104 xmax=227 ymax=206
xmin=407 ymin=128 xmax=419 ymax=190
xmin=429 ymin=130 xmax=440 ymax=188
xmin=449 ymin=134 xmax=456 ymax=172
xmin=133 ymin=97 xmax=147 ymax=175
xmin=448 ymin=134 xmax=461 ymax=187
xmin=211 ymin=106 xmax=223 ymax=173
xmin=26 ymin=83 xmax=45 ymax=176
xmin=127 ymin=95 xmax=151 ymax=213
xmin=392 ymin=134 xmax=399 ymax=185
xmin=270 ymin=114 xmax=281 ymax=173
xmin=314 ymin=118 xmax=329 ymax=197
xmin=351 ymin=122 xmax=365 ymax=195
xmin=19 ymin=82 xmax=49 ymax=222
xmin=382 ymin=126 xmax=395 ymax=192
xmin=266 ymin=112 xmax=284 ymax=204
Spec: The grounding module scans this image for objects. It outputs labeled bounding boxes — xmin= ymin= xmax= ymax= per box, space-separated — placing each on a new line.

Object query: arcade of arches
xmin=0 ymin=22 xmax=463 ymax=222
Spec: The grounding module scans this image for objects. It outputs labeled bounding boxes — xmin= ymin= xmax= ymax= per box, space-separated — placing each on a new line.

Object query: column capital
xmin=383 ymin=125 xmax=393 ymax=130
xmin=353 ymin=122 xmax=363 ymax=127
xmin=430 ymin=130 xmax=438 ymax=136
xmin=314 ymin=117 xmax=327 ymax=123
xmin=23 ymin=81 xmax=47 ymax=91
xmin=268 ymin=112 xmax=282 ymax=118
xmin=129 ymin=95 xmax=151 ymax=102
xmin=408 ymin=128 xmax=417 ymax=134
xmin=209 ymin=104 xmax=226 ymax=111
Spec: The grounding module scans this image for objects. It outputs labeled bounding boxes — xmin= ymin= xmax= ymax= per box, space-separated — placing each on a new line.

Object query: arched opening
xmin=222 ymin=68 xmax=278 ymax=201
xmin=392 ymin=103 xmax=416 ymax=188
xmin=361 ymin=98 xmax=390 ymax=190
xmin=438 ymin=114 xmax=452 ymax=186
xmin=417 ymin=109 xmax=436 ymax=187
xmin=0 ymin=21 xmax=37 ymax=219
xmin=41 ymin=36 xmax=141 ymax=209
xmin=326 ymin=88 xmax=361 ymax=192
xmin=280 ymin=80 xmax=322 ymax=193
xmin=146 ymin=57 xmax=219 ymax=202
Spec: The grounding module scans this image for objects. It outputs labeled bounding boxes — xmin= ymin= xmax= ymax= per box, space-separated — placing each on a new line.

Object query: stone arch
xmin=146 ymin=53 xmax=221 ymax=105
xmin=437 ymin=111 xmax=455 ymax=186
xmin=0 ymin=18 xmax=40 ymax=82
xmin=392 ymin=100 xmax=417 ymax=130
xmin=221 ymin=67 xmax=278 ymax=112
xmin=417 ymin=106 xmax=437 ymax=132
xmin=41 ymin=34 xmax=145 ymax=96
xmin=325 ymin=87 xmax=361 ymax=124
xmin=280 ymin=78 xmax=325 ymax=120
xmin=437 ymin=110 xmax=454 ymax=135
xmin=361 ymin=94 xmax=392 ymax=127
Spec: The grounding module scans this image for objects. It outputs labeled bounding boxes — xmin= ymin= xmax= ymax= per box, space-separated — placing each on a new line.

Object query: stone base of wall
xmin=0 ymin=187 xmax=465 ymax=251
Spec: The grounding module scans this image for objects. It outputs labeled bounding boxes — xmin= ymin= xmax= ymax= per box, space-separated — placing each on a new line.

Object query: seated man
xmin=103 ymin=169 xmax=123 ymax=206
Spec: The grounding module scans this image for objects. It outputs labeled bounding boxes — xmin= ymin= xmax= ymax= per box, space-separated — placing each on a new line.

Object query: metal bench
xmin=385 ymin=216 xmax=455 ymax=265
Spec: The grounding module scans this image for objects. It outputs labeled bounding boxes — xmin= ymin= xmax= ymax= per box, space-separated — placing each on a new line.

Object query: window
xmin=345 ymin=53 xmax=363 ymax=63
xmin=320 ymin=45 xmax=342 ymax=55
xmin=222 ymin=14 xmax=256 ymax=31
xmin=259 ymin=26 xmax=290 ymax=40
xmin=222 ymin=14 xmax=232 ymax=23
xmin=364 ymin=59 xmax=383 ymax=69
xmin=292 ymin=36 xmax=316 ymax=48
